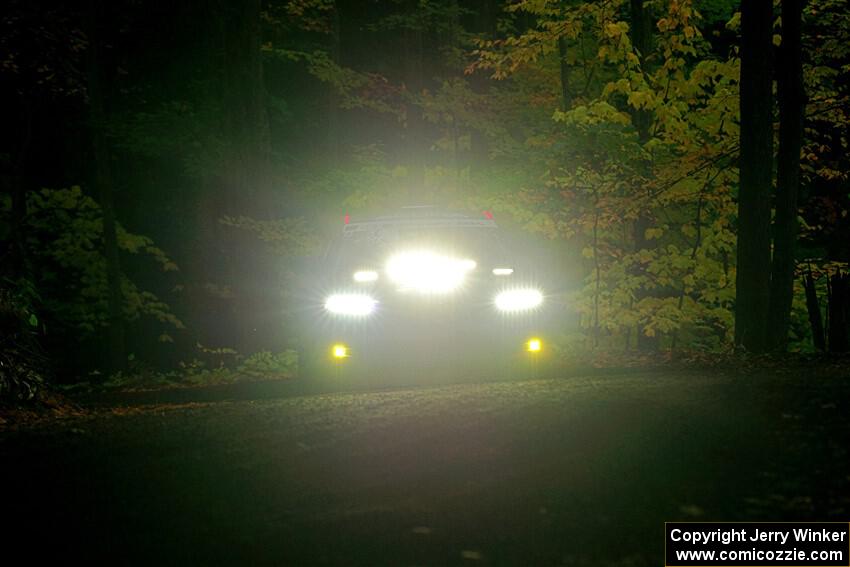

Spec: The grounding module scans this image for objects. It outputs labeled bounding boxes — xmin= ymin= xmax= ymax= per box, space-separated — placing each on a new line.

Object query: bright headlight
xmin=495 ymin=288 xmax=543 ymax=312
xmin=492 ymin=268 xmax=514 ymax=276
xmin=353 ymin=270 xmax=378 ymax=283
xmin=385 ymin=251 xmax=476 ymax=294
xmin=324 ymin=293 xmax=377 ymax=316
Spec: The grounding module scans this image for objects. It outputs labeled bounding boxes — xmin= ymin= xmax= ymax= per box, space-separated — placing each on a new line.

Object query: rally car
xmin=298 ymin=206 xmax=555 ymax=387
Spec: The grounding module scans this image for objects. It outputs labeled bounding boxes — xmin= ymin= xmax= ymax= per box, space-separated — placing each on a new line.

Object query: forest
xmin=2 ymin=0 xmax=849 ymax=398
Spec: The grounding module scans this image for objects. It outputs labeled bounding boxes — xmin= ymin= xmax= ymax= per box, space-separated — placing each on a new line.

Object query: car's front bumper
xmin=302 ymin=303 xmax=555 ymax=385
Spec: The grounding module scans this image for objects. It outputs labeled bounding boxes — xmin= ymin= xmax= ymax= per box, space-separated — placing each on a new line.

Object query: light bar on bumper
xmin=495 ymin=288 xmax=543 ymax=312
xmin=324 ymin=293 xmax=377 ymax=316
xmin=353 ymin=270 xmax=378 ymax=283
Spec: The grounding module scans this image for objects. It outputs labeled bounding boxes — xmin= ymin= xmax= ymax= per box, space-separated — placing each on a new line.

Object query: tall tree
xmin=327 ymin=0 xmax=342 ymax=155
xmin=5 ymin=101 xmax=31 ymax=280
xmin=220 ymin=0 xmax=270 ymax=210
xmin=557 ymin=34 xmax=569 ymax=111
xmin=557 ymin=1 xmax=571 ymax=112
xmin=768 ymin=0 xmax=806 ymax=351
xmin=629 ymin=0 xmax=656 ymax=350
xmin=402 ymin=0 xmax=426 ymax=202
xmin=468 ymin=0 xmax=497 ymax=178
xmin=1 ymin=2 xmax=85 ymax=281
xmin=628 ymin=0 xmax=653 ymax=142
xmin=87 ymin=1 xmax=126 ymax=373
xmin=735 ymin=0 xmax=774 ymax=353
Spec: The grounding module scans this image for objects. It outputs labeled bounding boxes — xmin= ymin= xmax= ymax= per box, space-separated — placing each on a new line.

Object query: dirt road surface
xmin=3 ymin=372 xmax=848 ymax=565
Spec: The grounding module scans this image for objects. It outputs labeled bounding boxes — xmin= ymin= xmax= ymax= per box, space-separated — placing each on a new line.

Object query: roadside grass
xmin=62 ymin=349 xmax=299 ymax=394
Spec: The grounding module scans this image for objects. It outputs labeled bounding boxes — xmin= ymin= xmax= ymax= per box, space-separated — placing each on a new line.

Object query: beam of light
xmin=494 ymin=288 xmax=543 ymax=312
xmin=492 ymin=268 xmax=514 ymax=276
xmin=332 ymin=344 xmax=349 ymax=358
xmin=324 ymin=293 xmax=377 ymax=316
xmin=385 ymin=250 xmax=476 ymax=294
xmin=353 ymin=270 xmax=379 ymax=282
xmin=527 ymin=338 xmax=542 ymax=352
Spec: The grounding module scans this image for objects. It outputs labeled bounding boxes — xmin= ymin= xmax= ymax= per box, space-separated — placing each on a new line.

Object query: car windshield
xmin=332 ymin=219 xmax=508 ymax=274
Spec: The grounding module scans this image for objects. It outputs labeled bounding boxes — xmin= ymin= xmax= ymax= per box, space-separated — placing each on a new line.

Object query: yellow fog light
xmin=331 ymin=344 xmax=349 ymax=359
xmin=527 ymin=338 xmax=542 ymax=353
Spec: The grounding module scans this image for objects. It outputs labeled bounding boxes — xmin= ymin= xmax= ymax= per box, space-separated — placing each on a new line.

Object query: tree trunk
xmin=558 ymin=35 xmax=570 ymax=111
xmin=402 ymin=0 xmax=426 ymax=203
xmin=628 ymin=0 xmax=653 ymax=141
xmin=87 ymin=1 xmax=126 ymax=374
xmin=468 ymin=0 xmax=496 ymax=180
xmin=218 ymin=0 xmax=271 ymax=351
xmin=827 ymin=271 xmax=849 ymax=353
xmin=735 ymin=0 xmax=774 ymax=353
xmin=803 ymin=269 xmax=826 ymax=351
xmin=327 ymin=0 xmax=342 ymax=156
xmin=629 ymin=0 xmax=658 ymax=351
xmin=767 ymin=0 xmax=806 ymax=351
xmin=221 ymin=0 xmax=270 ymax=213
xmin=7 ymin=102 xmax=32 ymax=279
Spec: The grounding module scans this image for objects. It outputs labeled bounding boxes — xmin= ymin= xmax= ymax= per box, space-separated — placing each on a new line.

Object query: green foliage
xmin=253 ymin=0 xmax=847 ymax=354
xmin=1 ymin=187 xmax=183 ymax=336
xmin=694 ymin=0 xmax=737 ymax=27
xmin=237 ymin=350 xmax=298 ymax=379
xmin=0 ymin=1 xmax=87 ymax=100
xmin=264 ymin=48 xmax=405 ymax=117
xmin=92 ymin=348 xmax=297 ymax=392
xmin=464 ymin=0 xmax=743 ymax=350
xmin=7 ymin=0 xmax=844 ymax=372
xmin=113 ymin=97 xmax=229 ymax=181
xmin=220 ymin=215 xmax=319 ymax=256
xmin=0 ymin=278 xmax=46 ymax=401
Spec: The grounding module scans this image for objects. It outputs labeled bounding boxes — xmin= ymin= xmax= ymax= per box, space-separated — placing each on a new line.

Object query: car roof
xmin=343 ymin=206 xmax=498 ymax=240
